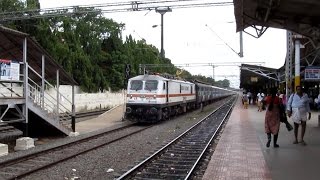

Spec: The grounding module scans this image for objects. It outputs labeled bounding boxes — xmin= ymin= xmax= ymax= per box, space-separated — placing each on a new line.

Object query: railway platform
xmin=75 ymin=105 xmax=127 ymax=134
xmin=203 ymin=97 xmax=320 ymax=180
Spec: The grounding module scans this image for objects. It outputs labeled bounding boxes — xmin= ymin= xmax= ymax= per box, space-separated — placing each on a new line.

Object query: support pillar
xmin=212 ymin=65 xmax=215 ymax=81
xmin=294 ymin=39 xmax=301 ymax=90
xmin=239 ymin=31 xmax=243 ymax=57
xmin=285 ymin=31 xmax=293 ymax=97
xmin=56 ymin=70 xmax=59 ymax=120
xmin=23 ymin=37 xmax=29 ymax=136
xmin=41 ymin=55 xmax=45 ymax=108
xmin=72 ymin=84 xmax=75 ymax=132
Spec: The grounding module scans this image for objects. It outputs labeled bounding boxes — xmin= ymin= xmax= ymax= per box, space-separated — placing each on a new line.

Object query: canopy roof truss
xmin=234 ymin=0 xmax=320 ymax=46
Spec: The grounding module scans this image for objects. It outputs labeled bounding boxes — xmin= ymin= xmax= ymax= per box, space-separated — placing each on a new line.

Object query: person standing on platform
xmin=247 ymin=91 xmax=252 ymax=104
xmin=287 ymin=86 xmax=311 ymax=145
xmin=265 ymin=89 xmax=281 ymax=148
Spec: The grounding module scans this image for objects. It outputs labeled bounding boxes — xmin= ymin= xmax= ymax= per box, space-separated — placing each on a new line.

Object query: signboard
xmin=251 ymin=77 xmax=258 ymax=82
xmin=0 ymin=59 xmax=20 ymax=81
xmin=304 ymin=66 xmax=320 ymax=81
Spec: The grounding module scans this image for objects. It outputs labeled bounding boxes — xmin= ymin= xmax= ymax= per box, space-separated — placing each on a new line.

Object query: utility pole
xmin=155 ymin=7 xmax=172 ymax=59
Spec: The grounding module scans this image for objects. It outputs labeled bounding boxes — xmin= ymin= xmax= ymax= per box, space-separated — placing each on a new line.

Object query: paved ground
xmin=75 ymin=105 xmax=126 ymax=134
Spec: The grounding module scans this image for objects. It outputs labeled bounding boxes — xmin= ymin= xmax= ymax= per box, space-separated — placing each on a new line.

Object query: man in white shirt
xmin=257 ymin=92 xmax=264 ymax=112
xmin=287 ymin=86 xmax=311 ymax=145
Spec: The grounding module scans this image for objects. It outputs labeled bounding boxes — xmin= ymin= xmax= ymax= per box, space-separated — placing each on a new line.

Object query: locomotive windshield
xmin=145 ymin=80 xmax=158 ymax=91
xmin=130 ymin=80 xmax=143 ymax=90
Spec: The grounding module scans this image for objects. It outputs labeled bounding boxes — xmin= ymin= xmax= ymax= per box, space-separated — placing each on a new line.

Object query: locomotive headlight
xmin=130 ymin=94 xmax=133 ymax=99
xmin=153 ymin=94 xmax=157 ymax=99
xmin=126 ymin=107 xmax=132 ymax=113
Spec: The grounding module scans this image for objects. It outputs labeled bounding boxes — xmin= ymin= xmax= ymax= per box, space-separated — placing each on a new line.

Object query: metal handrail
xmin=28 ymin=65 xmax=73 ymax=105
xmin=27 ymin=81 xmax=72 ymax=119
xmin=0 ymin=82 xmax=24 ymax=97
xmin=28 ymin=78 xmax=71 ymax=112
xmin=28 ymin=84 xmax=72 ymax=122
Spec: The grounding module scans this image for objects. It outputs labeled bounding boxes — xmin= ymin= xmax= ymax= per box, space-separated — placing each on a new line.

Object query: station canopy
xmin=240 ymin=64 xmax=280 ymax=91
xmin=235 ymin=0 xmax=320 ymax=87
xmin=234 ymin=0 xmax=320 ymax=45
xmin=0 ymin=26 xmax=76 ymax=85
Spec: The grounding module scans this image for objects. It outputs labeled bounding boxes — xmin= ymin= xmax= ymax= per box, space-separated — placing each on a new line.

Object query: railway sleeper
xmin=166 ymin=149 xmax=202 ymax=154
xmin=134 ymin=172 xmax=187 ymax=179
xmin=153 ymin=159 xmax=195 ymax=165
xmin=159 ymin=157 xmax=198 ymax=163
xmin=150 ymin=162 xmax=191 ymax=168
xmin=144 ymin=166 xmax=190 ymax=174
xmin=161 ymin=154 xmax=199 ymax=160
xmin=16 ymin=162 xmax=37 ymax=168
xmin=170 ymin=144 xmax=206 ymax=151
xmin=1 ymin=165 xmax=27 ymax=172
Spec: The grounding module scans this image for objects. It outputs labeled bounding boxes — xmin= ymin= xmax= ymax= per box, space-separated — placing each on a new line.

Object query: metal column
xmin=239 ymin=31 xmax=244 ymax=57
xmin=41 ymin=55 xmax=45 ymax=108
xmin=212 ymin=65 xmax=215 ymax=81
xmin=23 ymin=38 xmax=28 ymax=123
xmin=71 ymin=85 xmax=75 ymax=132
xmin=285 ymin=31 xmax=293 ymax=97
xmin=56 ymin=70 xmax=59 ymax=120
xmin=294 ymin=39 xmax=301 ymax=90
xmin=23 ymin=37 xmax=29 ymax=136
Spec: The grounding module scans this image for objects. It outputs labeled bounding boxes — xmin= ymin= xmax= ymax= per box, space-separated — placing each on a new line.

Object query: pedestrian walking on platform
xmin=257 ymin=91 xmax=264 ymax=112
xmin=242 ymin=92 xmax=249 ymax=109
xmin=265 ymin=89 xmax=281 ymax=148
xmin=287 ymin=86 xmax=311 ymax=145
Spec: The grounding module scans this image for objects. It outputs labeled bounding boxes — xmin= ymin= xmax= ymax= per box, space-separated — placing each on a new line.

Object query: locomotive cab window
xmin=130 ymin=80 xmax=143 ymax=90
xmin=145 ymin=80 xmax=158 ymax=91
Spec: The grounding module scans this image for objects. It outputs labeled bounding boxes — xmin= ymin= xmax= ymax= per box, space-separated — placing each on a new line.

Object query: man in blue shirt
xmin=287 ymin=86 xmax=311 ymax=145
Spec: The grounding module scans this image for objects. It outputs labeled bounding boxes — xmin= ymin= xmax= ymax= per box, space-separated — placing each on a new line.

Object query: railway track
xmin=75 ymin=109 xmax=107 ymax=118
xmin=0 ymin=123 xmax=152 ymax=180
xmin=117 ymin=97 xmax=236 ymax=180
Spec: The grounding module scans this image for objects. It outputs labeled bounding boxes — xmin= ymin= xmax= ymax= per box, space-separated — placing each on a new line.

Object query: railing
xmin=1 ymin=62 xmax=73 ymax=131
xmin=27 ymin=65 xmax=73 ymax=124
xmin=0 ymin=81 xmax=24 ymax=98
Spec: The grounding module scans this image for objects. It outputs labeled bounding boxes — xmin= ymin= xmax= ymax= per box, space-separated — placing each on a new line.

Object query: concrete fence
xmin=0 ymin=84 xmax=126 ymax=112
xmin=46 ymin=85 xmax=126 ymax=112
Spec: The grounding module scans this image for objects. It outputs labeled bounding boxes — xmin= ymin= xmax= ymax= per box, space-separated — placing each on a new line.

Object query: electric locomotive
xmin=125 ymin=74 xmax=235 ymax=123
xmin=125 ymin=74 xmax=196 ymax=122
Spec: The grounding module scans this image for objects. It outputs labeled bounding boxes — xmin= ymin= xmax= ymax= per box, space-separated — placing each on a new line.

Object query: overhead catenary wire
xmin=0 ymin=0 xmax=233 ymax=22
xmin=205 ymin=24 xmax=241 ymax=58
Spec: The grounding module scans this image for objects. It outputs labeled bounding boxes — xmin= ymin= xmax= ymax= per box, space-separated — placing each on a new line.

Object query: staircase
xmin=0 ymin=64 xmax=73 ymax=135
xmin=26 ymin=66 xmax=73 ymax=135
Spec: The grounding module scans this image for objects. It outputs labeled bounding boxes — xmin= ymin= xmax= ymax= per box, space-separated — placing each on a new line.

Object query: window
xmin=130 ymin=80 xmax=143 ymax=90
xmin=145 ymin=80 xmax=158 ymax=91
xmin=163 ymin=82 xmax=166 ymax=90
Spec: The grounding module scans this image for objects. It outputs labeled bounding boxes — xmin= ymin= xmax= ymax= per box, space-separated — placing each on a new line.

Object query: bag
xmin=279 ymin=103 xmax=293 ymax=131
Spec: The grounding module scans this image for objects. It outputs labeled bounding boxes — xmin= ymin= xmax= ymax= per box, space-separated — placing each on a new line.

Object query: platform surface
xmin=202 ymin=97 xmax=320 ymax=180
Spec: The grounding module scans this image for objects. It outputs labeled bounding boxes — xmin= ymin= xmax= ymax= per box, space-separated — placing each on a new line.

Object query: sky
xmin=39 ymin=0 xmax=287 ymax=88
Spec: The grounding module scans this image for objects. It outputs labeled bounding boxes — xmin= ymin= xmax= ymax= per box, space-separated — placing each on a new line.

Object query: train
xmin=124 ymin=74 xmax=235 ymax=123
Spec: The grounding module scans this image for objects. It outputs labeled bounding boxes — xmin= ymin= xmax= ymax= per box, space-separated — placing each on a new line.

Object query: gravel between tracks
xmin=18 ymin=98 xmax=230 ymax=180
